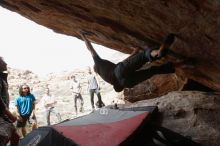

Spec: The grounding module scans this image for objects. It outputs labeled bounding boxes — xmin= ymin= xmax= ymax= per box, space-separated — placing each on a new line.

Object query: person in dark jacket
xmin=81 ymin=33 xmax=175 ymax=92
xmin=0 ymin=57 xmax=19 ymax=146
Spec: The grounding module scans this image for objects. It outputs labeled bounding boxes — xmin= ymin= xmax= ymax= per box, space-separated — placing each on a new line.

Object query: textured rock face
xmin=124 ymin=73 xmax=186 ymax=102
xmin=1 ymin=0 xmax=220 ymax=92
xmin=126 ymin=91 xmax=220 ymax=146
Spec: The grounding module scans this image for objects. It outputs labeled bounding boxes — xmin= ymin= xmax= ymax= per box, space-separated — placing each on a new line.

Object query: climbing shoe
xmin=158 ymin=33 xmax=175 ymax=58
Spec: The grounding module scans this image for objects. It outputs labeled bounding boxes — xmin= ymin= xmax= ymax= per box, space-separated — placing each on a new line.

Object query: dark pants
xmin=74 ymin=93 xmax=84 ymax=113
xmin=114 ymin=49 xmax=175 ymax=88
xmin=46 ymin=107 xmax=61 ymax=125
xmin=0 ymin=117 xmax=17 ymax=146
xmin=89 ymin=89 xmax=103 ymax=108
xmin=16 ymin=115 xmax=30 ymax=128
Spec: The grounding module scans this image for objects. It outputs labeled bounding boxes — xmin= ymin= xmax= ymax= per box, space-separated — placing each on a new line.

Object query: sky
xmin=0 ymin=7 xmax=121 ymax=76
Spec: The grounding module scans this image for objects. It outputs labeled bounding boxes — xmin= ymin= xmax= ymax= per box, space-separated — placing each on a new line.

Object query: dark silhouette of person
xmin=81 ymin=33 xmax=175 ymax=92
xmin=0 ymin=57 xmax=20 ymax=146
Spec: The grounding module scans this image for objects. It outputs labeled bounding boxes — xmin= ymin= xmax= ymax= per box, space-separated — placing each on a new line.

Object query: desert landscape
xmin=8 ymin=67 xmax=125 ymax=127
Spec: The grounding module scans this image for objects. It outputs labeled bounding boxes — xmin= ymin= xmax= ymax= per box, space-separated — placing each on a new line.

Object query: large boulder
xmin=124 ymin=73 xmax=186 ymax=102
xmin=1 ymin=1 xmax=220 ymax=92
xmin=125 ymin=91 xmax=220 ymax=146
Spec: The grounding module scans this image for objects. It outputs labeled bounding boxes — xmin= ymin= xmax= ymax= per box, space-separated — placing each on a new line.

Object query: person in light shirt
xmin=41 ymin=88 xmax=61 ymax=125
xmin=70 ymin=75 xmax=84 ymax=115
xmin=87 ymin=69 xmax=105 ymax=110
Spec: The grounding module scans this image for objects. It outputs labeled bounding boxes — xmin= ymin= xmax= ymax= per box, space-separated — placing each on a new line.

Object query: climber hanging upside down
xmin=80 ymin=33 xmax=176 ymax=92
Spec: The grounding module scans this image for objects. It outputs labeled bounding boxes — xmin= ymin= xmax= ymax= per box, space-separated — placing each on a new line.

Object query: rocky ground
xmin=8 ymin=67 xmax=125 ymax=127
xmin=124 ymin=91 xmax=220 ymax=146
xmin=7 ymin=67 xmax=220 ymax=145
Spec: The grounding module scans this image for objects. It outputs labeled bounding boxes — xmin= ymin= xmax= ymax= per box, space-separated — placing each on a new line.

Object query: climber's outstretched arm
xmin=80 ymin=33 xmax=98 ymax=57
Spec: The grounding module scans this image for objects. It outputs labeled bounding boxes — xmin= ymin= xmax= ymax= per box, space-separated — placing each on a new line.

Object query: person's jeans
xmin=46 ymin=107 xmax=61 ymax=125
xmin=73 ymin=93 xmax=84 ymax=113
xmin=89 ymin=89 xmax=103 ymax=108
